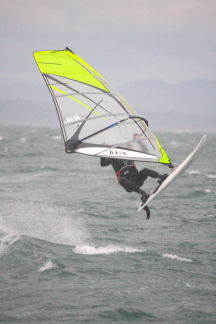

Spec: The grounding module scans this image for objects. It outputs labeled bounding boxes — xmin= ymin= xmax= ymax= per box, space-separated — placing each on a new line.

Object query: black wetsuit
xmin=100 ymin=157 xmax=163 ymax=196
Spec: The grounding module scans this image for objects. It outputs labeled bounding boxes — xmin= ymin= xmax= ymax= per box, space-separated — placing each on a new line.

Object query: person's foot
xmin=141 ymin=193 xmax=150 ymax=203
xmin=157 ymin=174 xmax=168 ymax=184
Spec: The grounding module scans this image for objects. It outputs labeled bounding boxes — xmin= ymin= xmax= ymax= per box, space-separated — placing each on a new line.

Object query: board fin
xmin=144 ymin=206 xmax=150 ymax=220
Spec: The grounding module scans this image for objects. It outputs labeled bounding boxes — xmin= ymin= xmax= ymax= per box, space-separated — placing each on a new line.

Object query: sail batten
xmin=33 ymin=48 xmax=171 ymax=164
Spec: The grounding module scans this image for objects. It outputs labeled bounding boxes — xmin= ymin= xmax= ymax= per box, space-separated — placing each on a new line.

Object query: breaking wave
xmin=73 ymin=244 xmax=146 ymax=255
xmin=205 ymin=173 xmax=216 ymax=179
xmin=38 ymin=260 xmax=57 ymax=272
xmin=0 ymin=234 xmax=20 ymax=256
xmin=162 ymin=253 xmax=192 ymax=262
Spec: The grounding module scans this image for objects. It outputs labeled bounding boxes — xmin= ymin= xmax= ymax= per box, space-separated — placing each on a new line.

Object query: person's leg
xmin=139 ymin=168 xmax=163 ymax=180
xmin=138 ymin=168 xmax=168 ymax=186
xmin=133 ymin=187 xmax=149 ymax=202
xmin=118 ymin=177 xmax=138 ymax=192
xmin=118 ymin=176 xmax=149 ymax=201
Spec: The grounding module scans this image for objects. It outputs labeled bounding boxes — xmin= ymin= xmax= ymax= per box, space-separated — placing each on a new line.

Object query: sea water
xmin=0 ymin=126 xmax=215 ymax=323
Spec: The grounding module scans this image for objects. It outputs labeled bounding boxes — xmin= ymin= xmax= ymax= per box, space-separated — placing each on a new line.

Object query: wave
xmin=188 ymin=170 xmax=201 ymax=175
xmin=73 ymin=244 xmax=146 ymax=255
xmin=0 ymin=217 xmax=20 ymax=257
xmin=169 ymin=141 xmax=182 ymax=147
xmin=0 ymin=171 xmax=50 ymax=184
xmin=101 ymin=308 xmax=155 ymax=321
xmin=0 ymin=204 xmax=88 ymax=247
xmin=51 ymin=136 xmax=62 ymax=140
xmin=162 ymin=253 xmax=192 ymax=262
xmin=18 ymin=137 xmax=27 ymax=143
xmin=205 ymin=173 xmax=216 ymax=179
xmin=38 ymin=259 xmax=57 ymax=272
xmin=0 ymin=234 xmax=20 ymax=256
xmin=204 ymin=189 xmax=212 ymax=193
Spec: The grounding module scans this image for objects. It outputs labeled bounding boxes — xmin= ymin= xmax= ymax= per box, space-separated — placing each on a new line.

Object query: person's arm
xmin=100 ymin=157 xmax=112 ymax=167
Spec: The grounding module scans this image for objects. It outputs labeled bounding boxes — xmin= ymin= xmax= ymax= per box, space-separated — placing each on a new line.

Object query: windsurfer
xmin=100 ymin=157 xmax=174 ymax=218
xmin=100 ymin=157 xmax=172 ymax=199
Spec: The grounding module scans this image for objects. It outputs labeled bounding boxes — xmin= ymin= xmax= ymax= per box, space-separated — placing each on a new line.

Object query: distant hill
xmin=0 ymin=99 xmax=59 ymax=127
xmin=116 ymin=78 xmax=216 ymax=133
xmin=0 ymin=78 xmax=215 ymax=133
xmin=117 ymin=78 xmax=216 ymax=116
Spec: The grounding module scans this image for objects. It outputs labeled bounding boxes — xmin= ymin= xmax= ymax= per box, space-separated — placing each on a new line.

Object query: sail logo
xmin=110 ymin=150 xmax=126 ymax=155
xmin=65 ymin=114 xmax=81 ymax=124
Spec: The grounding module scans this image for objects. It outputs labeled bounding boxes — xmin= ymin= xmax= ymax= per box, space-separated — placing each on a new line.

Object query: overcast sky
xmin=0 ymin=0 xmax=216 ymax=102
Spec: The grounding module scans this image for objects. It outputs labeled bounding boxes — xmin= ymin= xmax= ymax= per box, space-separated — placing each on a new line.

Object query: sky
xmin=0 ymin=0 xmax=216 ymax=102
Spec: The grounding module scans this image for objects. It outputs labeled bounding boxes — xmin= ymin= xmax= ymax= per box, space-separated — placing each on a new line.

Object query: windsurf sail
xmin=33 ymin=47 xmax=171 ymax=164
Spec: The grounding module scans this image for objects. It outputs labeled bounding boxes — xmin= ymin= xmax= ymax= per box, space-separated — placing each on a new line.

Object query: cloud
xmin=1 ymin=0 xmax=68 ymax=36
xmin=1 ymin=0 xmax=216 ymax=38
xmin=0 ymin=0 xmax=215 ymax=90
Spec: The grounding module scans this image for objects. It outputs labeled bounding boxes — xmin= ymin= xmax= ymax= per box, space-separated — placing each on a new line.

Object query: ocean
xmin=0 ymin=126 xmax=215 ymax=323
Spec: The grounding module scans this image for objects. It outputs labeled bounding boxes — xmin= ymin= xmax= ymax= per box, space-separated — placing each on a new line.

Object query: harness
xmin=116 ymin=164 xmax=137 ymax=180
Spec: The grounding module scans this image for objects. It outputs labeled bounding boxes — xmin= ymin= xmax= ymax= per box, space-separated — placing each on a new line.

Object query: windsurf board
xmin=138 ymin=135 xmax=207 ymax=212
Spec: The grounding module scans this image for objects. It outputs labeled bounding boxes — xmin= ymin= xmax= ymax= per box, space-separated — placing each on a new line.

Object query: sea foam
xmin=0 ymin=234 xmax=20 ymax=256
xmin=205 ymin=173 xmax=216 ymax=179
xmin=162 ymin=253 xmax=192 ymax=262
xmin=73 ymin=244 xmax=146 ymax=255
xmin=38 ymin=260 xmax=57 ymax=272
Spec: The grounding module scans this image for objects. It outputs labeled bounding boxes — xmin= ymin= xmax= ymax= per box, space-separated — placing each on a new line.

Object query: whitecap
xmin=189 ymin=170 xmax=201 ymax=175
xmin=186 ymin=283 xmax=195 ymax=288
xmin=73 ymin=244 xmax=146 ymax=255
xmin=19 ymin=137 xmax=26 ymax=143
xmin=162 ymin=253 xmax=192 ymax=262
xmin=0 ymin=234 xmax=20 ymax=256
xmin=0 ymin=171 xmax=48 ymax=183
xmin=52 ymin=136 xmax=61 ymax=140
xmin=205 ymin=174 xmax=216 ymax=179
xmin=169 ymin=141 xmax=181 ymax=147
xmin=38 ymin=260 xmax=57 ymax=272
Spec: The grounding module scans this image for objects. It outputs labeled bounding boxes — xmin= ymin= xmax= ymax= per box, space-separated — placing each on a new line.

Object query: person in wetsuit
xmin=100 ymin=157 xmax=174 ymax=218
xmin=100 ymin=158 xmax=170 ymax=201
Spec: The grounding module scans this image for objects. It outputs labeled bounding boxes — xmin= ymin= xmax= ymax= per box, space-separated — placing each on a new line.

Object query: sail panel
xmin=34 ymin=50 xmax=108 ymax=92
xmin=76 ymin=146 xmax=157 ymax=162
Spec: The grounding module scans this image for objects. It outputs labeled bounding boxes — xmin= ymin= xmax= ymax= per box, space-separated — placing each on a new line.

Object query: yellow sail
xmin=33 ymin=47 xmax=171 ymax=165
